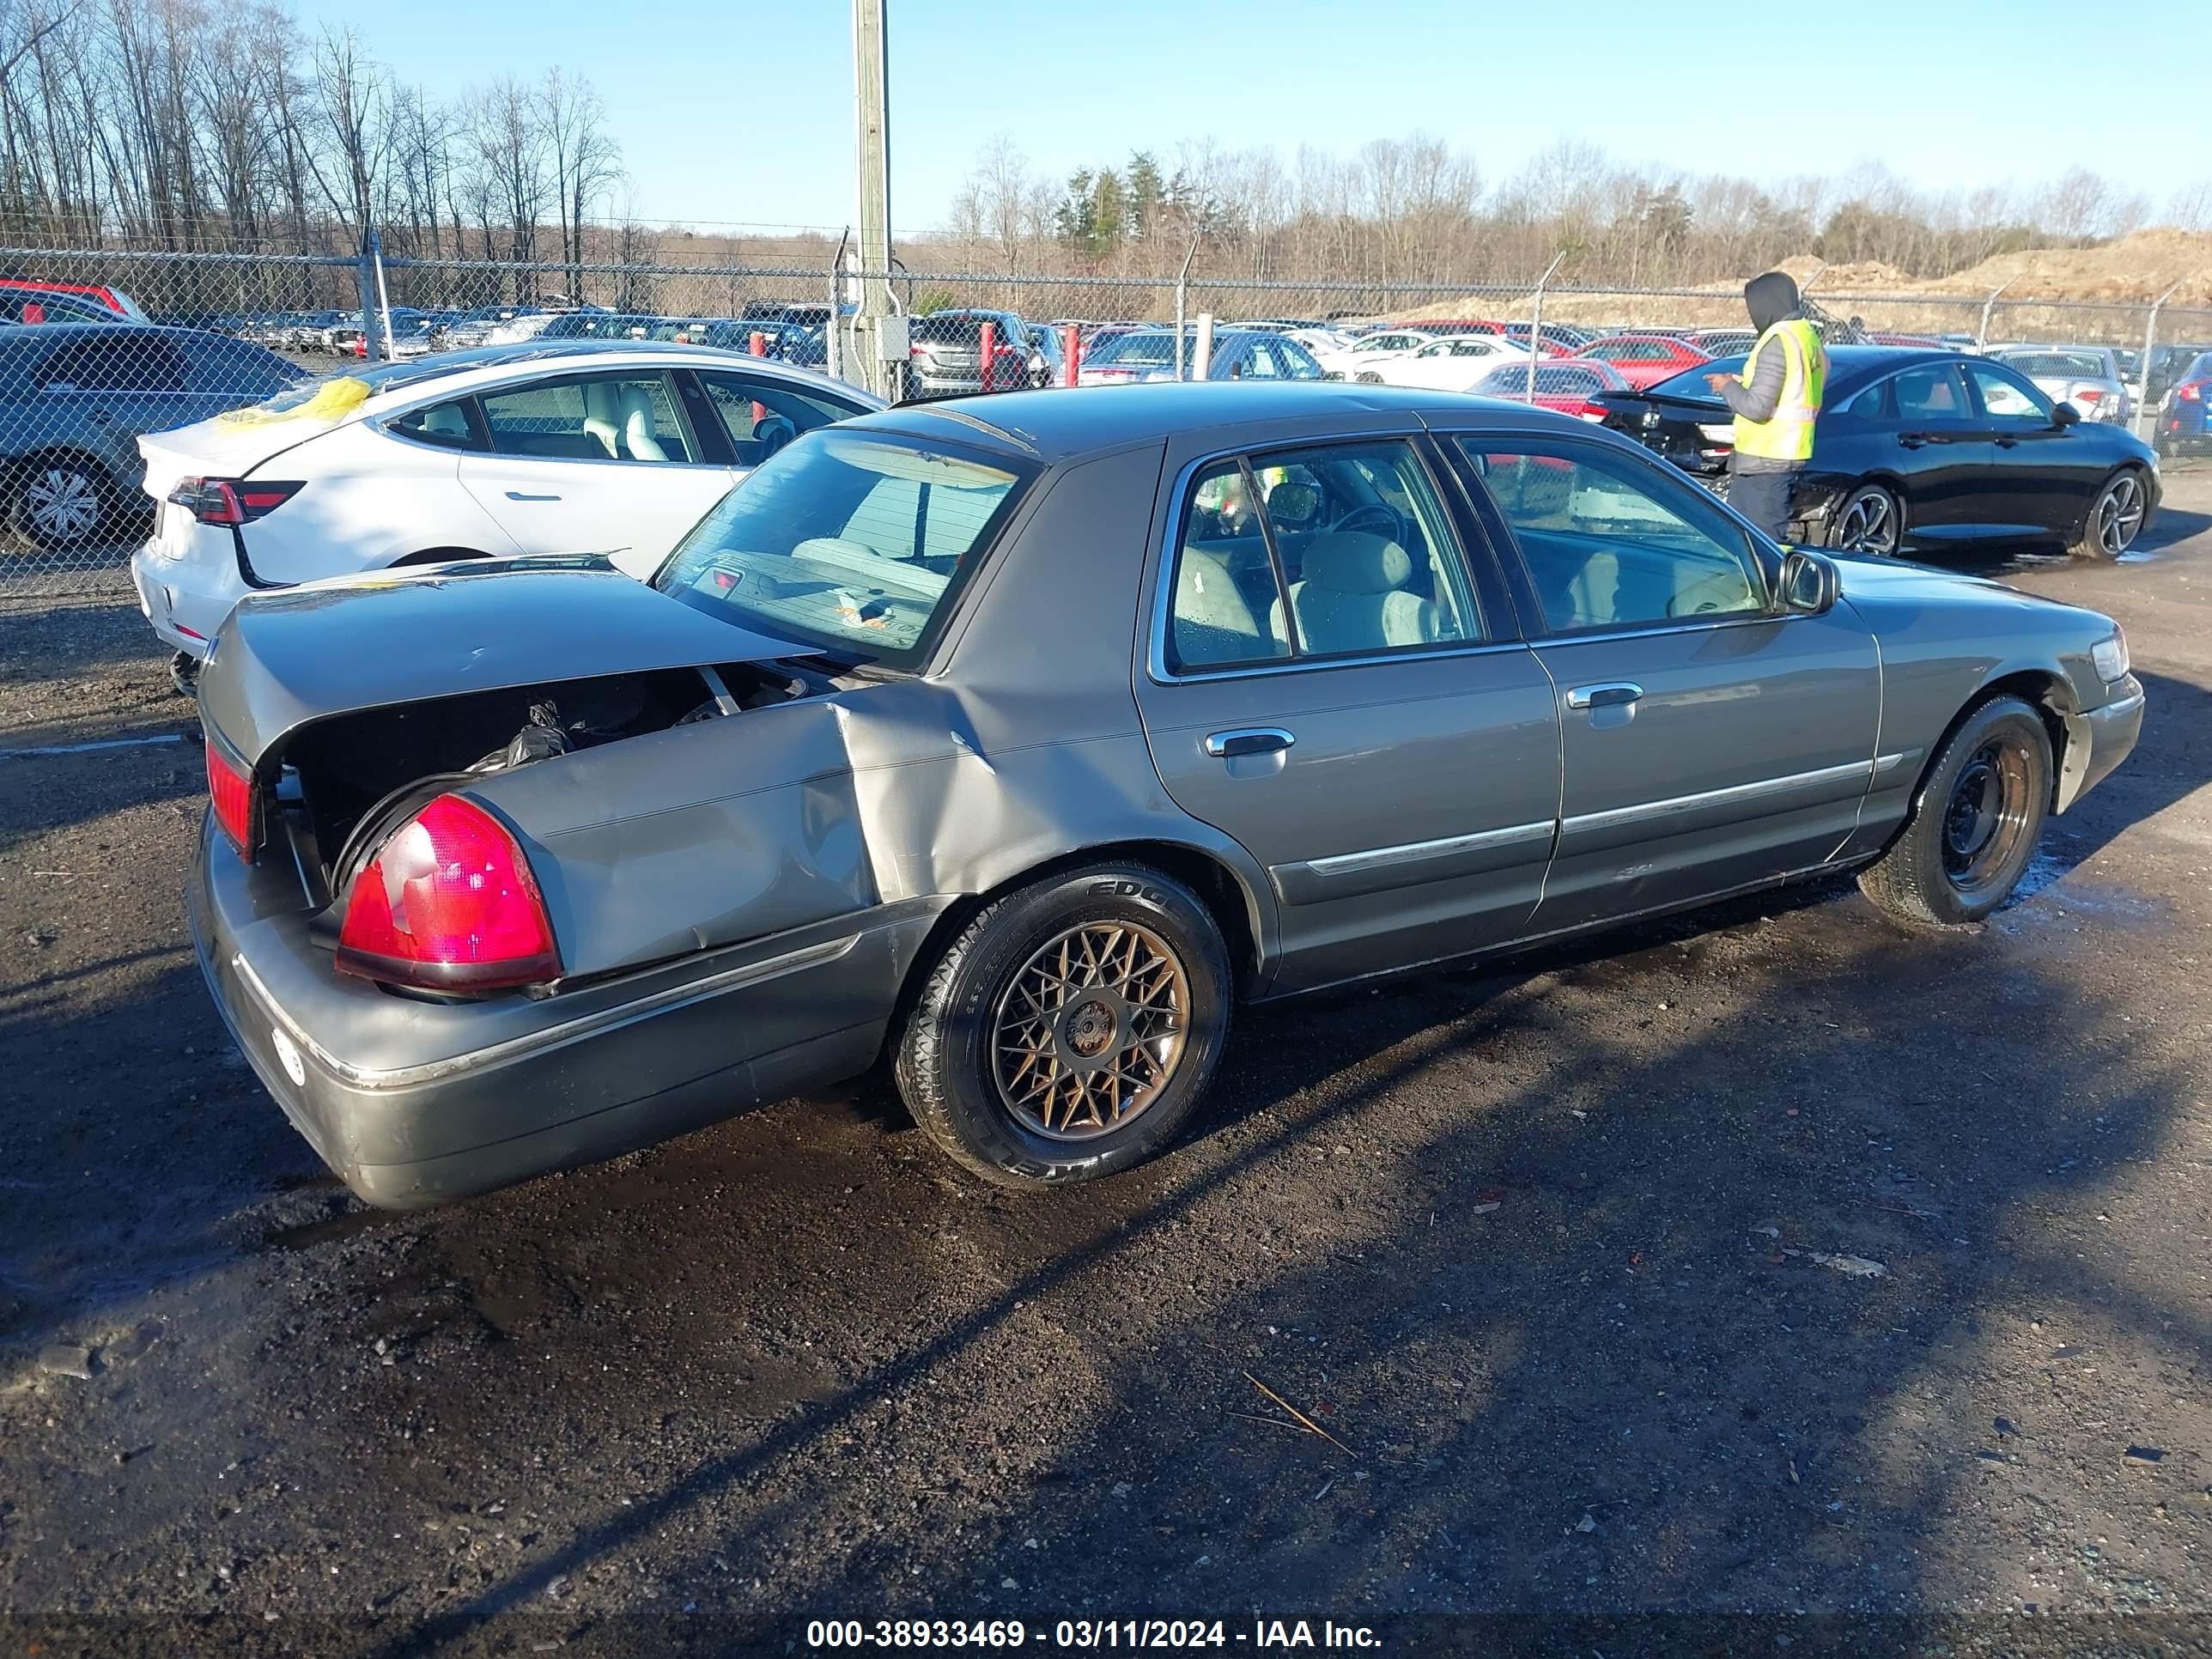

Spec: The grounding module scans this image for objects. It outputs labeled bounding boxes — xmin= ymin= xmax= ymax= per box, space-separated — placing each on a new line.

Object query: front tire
xmin=894 ymin=863 xmax=1232 ymax=1187
xmin=1857 ymin=695 xmax=2051 ymax=927
xmin=2069 ymin=467 xmax=2148 ymax=560
xmin=1826 ymin=483 xmax=1902 ymax=556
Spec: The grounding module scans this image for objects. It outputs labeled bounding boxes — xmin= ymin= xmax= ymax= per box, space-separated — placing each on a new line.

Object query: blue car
xmin=2155 ymin=350 xmax=2212 ymax=458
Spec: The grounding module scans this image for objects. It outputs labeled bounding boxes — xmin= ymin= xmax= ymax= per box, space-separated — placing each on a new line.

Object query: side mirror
xmin=1266 ymin=480 xmax=1321 ymax=528
xmin=1778 ymin=548 xmax=1838 ymax=616
xmin=2052 ymin=401 xmax=2081 ymax=428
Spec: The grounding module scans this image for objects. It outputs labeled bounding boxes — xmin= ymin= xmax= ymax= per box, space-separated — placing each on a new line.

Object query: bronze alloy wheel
xmin=1941 ymin=734 xmax=2037 ymax=897
xmin=992 ymin=921 xmax=1188 ymax=1140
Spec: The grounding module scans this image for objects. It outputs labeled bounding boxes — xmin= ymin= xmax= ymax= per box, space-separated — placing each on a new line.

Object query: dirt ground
xmin=3 ymin=471 xmax=2211 ymax=1656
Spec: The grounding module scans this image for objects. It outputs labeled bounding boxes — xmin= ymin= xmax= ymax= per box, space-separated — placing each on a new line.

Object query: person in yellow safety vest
xmin=1705 ymin=270 xmax=1828 ymax=544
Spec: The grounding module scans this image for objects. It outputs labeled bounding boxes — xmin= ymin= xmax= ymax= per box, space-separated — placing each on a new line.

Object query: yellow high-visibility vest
xmin=1732 ymin=319 xmax=1827 ymax=462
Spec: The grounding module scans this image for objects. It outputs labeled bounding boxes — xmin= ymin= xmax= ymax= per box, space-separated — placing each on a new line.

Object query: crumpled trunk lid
xmin=198 ymin=556 xmax=816 ymax=769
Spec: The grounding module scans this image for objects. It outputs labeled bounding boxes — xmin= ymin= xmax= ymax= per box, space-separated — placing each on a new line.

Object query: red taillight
xmin=336 ymin=794 xmax=560 ymax=993
xmin=205 ymin=738 xmax=258 ymax=858
xmin=2074 ymin=386 xmax=2105 ymax=403
xmin=2178 ymin=382 xmax=2204 ymax=402
xmin=167 ymin=477 xmax=302 ymax=526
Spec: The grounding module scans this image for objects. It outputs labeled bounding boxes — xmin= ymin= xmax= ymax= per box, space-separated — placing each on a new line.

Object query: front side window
xmin=1165 ymin=440 xmax=1481 ymax=672
xmin=1965 ymin=363 xmax=2051 ymax=423
xmin=478 ymin=373 xmax=696 ymax=463
xmin=656 ymin=431 xmax=1028 ymax=670
xmin=1460 ymin=440 xmax=1765 ymax=632
xmin=699 ymin=372 xmax=859 ymax=465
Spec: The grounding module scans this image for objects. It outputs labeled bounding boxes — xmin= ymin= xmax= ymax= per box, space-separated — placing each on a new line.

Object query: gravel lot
xmin=3 ymin=473 xmax=2211 ymax=1655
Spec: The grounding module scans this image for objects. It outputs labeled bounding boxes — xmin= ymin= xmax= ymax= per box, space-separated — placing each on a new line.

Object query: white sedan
xmin=1309 ymin=328 xmax=1437 ymax=379
xmin=131 ymin=342 xmax=881 ymax=665
xmin=1356 ymin=334 xmax=1535 ymax=391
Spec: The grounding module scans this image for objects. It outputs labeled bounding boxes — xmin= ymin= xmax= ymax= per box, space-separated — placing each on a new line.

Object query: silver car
xmin=1 ymin=323 xmax=302 ymax=550
xmin=1989 ymin=345 xmax=2131 ymax=423
xmin=187 ymin=383 xmax=2145 ymax=1208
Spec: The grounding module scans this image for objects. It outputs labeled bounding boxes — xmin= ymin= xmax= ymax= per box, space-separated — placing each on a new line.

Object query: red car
xmin=0 ymin=276 xmax=146 ymax=323
xmin=1467 ymin=356 xmax=1632 ymax=419
xmin=1577 ymin=333 xmax=1712 ymax=389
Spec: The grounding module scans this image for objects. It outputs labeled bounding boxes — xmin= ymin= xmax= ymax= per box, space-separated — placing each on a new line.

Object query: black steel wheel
xmin=1858 ymin=695 xmax=2051 ymax=927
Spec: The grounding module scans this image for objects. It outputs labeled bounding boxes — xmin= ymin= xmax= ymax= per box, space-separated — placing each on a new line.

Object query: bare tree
xmin=538 ymin=67 xmax=621 ymax=295
xmin=465 ymin=75 xmax=548 ymax=267
xmin=301 ymin=27 xmax=389 ymax=237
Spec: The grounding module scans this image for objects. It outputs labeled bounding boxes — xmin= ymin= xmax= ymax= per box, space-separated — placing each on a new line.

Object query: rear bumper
xmin=188 ymin=813 xmax=945 ymax=1208
xmin=131 ymin=524 xmax=251 ymax=659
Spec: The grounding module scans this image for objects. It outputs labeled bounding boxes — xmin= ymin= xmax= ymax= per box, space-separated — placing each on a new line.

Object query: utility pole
xmin=852 ymin=0 xmax=896 ymax=398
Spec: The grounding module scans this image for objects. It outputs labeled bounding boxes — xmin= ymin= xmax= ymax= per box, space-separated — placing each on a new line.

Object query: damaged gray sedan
xmin=189 ymin=383 xmax=2146 ymax=1207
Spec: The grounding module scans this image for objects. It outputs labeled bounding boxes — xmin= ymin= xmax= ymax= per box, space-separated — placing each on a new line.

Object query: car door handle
xmin=1565 ymin=682 xmax=1643 ymax=711
xmin=1898 ymin=433 xmax=1929 ymax=449
xmin=504 ymin=490 xmax=561 ymax=501
xmin=1204 ymin=727 xmax=1295 ymax=759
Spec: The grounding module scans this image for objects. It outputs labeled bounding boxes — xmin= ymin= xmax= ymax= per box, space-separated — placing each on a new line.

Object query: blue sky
xmin=308 ymin=0 xmax=2212 ymax=232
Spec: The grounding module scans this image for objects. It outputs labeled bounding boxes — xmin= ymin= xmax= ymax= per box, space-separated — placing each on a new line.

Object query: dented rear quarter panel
xmin=459 ymin=441 xmax=1280 ymax=985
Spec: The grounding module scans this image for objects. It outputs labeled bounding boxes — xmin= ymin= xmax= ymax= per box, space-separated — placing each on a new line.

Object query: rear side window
xmin=1893 ymin=365 xmax=1966 ymax=420
xmin=1841 ymin=380 xmax=1893 ymax=421
xmin=388 ymin=398 xmax=486 ymax=451
xmin=478 ymin=373 xmax=696 ymax=463
xmin=34 ymin=336 xmax=185 ymax=392
xmin=1164 ymin=440 xmax=1480 ymax=672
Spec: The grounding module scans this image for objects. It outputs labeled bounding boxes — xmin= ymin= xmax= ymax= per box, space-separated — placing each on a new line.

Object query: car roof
xmin=0 ymin=320 xmax=220 ymax=349
xmin=847 ymin=380 xmax=1609 ymax=464
xmin=339 ymin=339 xmax=871 ymax=404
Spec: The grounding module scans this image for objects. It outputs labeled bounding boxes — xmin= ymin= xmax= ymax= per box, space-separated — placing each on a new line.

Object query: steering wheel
xmin=1328 ymin=501 xmax=1410 ymax=545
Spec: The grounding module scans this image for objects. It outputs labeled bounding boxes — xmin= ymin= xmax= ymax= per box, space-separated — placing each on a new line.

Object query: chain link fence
xmin=3 ymin=239 xmax=2209 ymax=600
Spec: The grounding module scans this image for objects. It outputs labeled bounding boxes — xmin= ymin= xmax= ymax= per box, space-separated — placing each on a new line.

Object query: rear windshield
xmin=914 ymin=314 xmax=1012 ymax=343
xmin=1090 ymin=331 xmax=1180 ymax=367
xmin=653 ymin=430 xmax=1033 ymax=671
xmin=1474 ymin=365 xmax=1606 ymax=395
xmin=2000 ymin=350 xmax=2108 ymax=379
xmin=1647 ymin=356 xmax=1745 ymax=400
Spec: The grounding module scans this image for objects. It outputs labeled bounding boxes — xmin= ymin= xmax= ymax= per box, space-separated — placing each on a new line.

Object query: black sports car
xmin=1595 ymin=346 xmax=2161 ymax=560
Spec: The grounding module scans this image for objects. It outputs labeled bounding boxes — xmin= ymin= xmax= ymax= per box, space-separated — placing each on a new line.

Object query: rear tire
xmin=7 ymin=456 xmax=110 ymax=551
xmin=894 ymin=863 xmax=1232 ymax=1187
xmin=2068 ymin=467 xmax=2148 ymax=560
xmin=1857 ymin=695 xmax=2051 ymax=927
